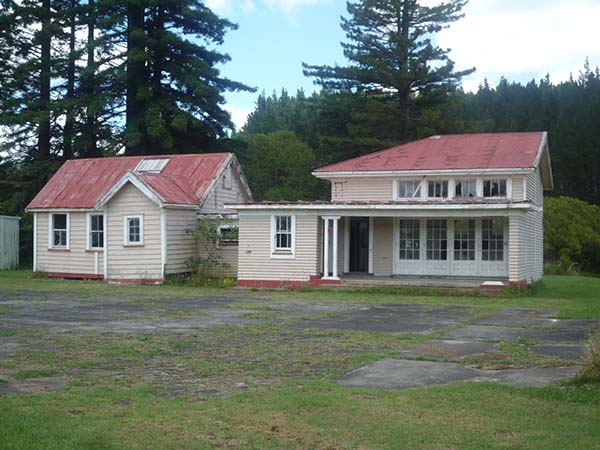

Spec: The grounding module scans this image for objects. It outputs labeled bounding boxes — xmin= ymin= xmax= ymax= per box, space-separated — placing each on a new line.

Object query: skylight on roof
xmin=135 ymin=159 xmax=169 ymax=173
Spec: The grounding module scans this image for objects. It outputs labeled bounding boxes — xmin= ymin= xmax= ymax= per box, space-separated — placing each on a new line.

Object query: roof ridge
xmin=68 ymin=152 xmax=232 ymax=162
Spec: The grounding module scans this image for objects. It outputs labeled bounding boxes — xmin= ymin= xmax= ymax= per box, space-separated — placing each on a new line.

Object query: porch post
xmin=323 ymin=217 xmax=329 ymax=278
xmin=332 ymin=217 xmax=339 ymax=279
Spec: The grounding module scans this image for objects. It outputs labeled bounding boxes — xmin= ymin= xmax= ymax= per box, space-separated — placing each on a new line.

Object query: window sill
xmin=123 ymin=244 xmax=144 ymax=248
xmin=48 ymin=248 xmax=70 ymax=252
xmin=85 ymin=249 xmax=104 ymax=253
xmin=271 ymin=251 xmax=295 ymax=260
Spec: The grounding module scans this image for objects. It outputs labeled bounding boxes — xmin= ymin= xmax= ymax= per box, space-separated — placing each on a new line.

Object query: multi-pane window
xmin=454 ymin=219 xmax=475 ymax=261
xmin=89 ymin=214 xmax=104 ymax=249
xmin=219 ymin=225 xmax=238 ymax=244
xmin=428 ymin=180 xmax=448 ymax=198
xmin=52 ymin=214 xmax=68 ymax=247
xmin=483 ymin=179 xmax=507 ymax=197
xmin=455 ymin=179 xmax=477 ymax=198
xmin=426 ymin=219 xmax=447 ymax=260
xmin=398 ymin=180 xmax=422 ymax=199
xmin=124 ymin=216 xmax=142 ymax=245
xmin=274 ymin=216 xmax=293 ymax=251
xmin=399 ymin=219 xmax=420 ymax=260
xmin=482 ymin=218 xmax=505 ymax=261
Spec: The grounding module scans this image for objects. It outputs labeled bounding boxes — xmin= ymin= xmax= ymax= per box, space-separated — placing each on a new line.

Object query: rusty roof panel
xmin=316 ymin=132 xmax=546 ymax=173
xmin=27 ymin=153 xmax=230 ymax=209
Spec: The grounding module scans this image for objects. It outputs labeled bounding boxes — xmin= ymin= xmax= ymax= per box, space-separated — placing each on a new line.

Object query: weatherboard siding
xmin=201 ymin=164 xmax=247 ymax=214
xmin=373 ymin=217 xmax=393 ymax=276
xmin=511 ymin=177 xmax=524 ymax=202
xmin=331 ymin=178 xmax=394 ymax=202
xmin=165 ymin=208 xmax=197 ymax=275
xmin=526 ymin=168 xmax=544 ymax=206
xmin=36 ymin=212 xmax=104 ymax=276
xmin=106 ymin=183 xmax=162 ymax=280
xmin=237 ymin=214 xmax=320 ymax=281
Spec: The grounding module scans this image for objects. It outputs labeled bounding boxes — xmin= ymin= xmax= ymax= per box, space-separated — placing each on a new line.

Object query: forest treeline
xmin=239 ymin=66 xmax=600 ymax=206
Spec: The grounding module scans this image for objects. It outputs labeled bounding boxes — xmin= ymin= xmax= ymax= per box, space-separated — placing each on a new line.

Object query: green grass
xmin=13 ymin=369 xmax=59 ymax=380
xmin=1 ymin=270 xmax=599 ymax=449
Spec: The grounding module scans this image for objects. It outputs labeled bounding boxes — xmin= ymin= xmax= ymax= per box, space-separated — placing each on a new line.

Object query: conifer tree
xmin=303 ymin=0 xmax=475 ymax=140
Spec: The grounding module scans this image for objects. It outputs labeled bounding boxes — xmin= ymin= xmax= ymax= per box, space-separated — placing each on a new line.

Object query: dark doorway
xmin=349 ymin=217 xmax=369 ymax=273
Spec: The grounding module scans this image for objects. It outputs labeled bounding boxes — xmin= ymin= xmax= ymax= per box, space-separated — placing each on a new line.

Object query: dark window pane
xmin=53 ymin=214 xmax=67 ymax=229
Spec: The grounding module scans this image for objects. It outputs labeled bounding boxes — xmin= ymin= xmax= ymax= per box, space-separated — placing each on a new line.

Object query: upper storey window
xmin=398 ymin=180 xmax=422 ymax=199
xmin=483 ymin=179 xmax=507 ymax=197
xmin=428 ymin=180 xmax=448 ymax=198
xmin=455 ymin=179 xmax=477 ymax=198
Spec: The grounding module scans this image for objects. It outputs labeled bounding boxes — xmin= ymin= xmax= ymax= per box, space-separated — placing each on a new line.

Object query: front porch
xmin=338 ymin=274 xmax=508 ymax=289
xmin=320 ymin=213 xmax=518 ymax=287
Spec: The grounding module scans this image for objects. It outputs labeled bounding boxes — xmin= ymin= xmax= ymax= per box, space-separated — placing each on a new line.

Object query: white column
xmin=368 ymin=217 xmax=374 ymax=274
xmin=332 ymin=217 xmax=339 ymax=279
xmin=323 ymin=217 xmax=329 ymax=278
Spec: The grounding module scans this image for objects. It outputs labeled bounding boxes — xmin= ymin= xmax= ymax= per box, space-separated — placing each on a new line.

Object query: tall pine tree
xmin=303 ymin=0 xmax=474 ymax=140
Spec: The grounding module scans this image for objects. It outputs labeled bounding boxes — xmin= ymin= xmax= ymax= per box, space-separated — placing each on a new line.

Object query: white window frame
xmin=218 ymin=223 xmax=238 ymax=246
xmin=270 ymin=215 xmax=295 ymax=259
xmin=454 ymin=179 xmax=478 ymax=199
xmin=483 ymin=179 xmax=508 ymax=198
xmin=427 ymin=180 xmax=449 ymax=199
xmin=396 ymin=179 xmax=423 ymax=200
xmin=123 ymin=215 xmax=144 ymax=246
xmin=86 ymin=213 xmax=105 ymax=251
xmin=48 ymin=212 xmax=70 ymax=249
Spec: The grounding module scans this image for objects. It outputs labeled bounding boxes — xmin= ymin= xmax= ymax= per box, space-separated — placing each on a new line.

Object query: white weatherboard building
xmin=228 ymin=132 xmax=552 ymax=289
xmin=26 ymin=153 xmax=252 ymax=283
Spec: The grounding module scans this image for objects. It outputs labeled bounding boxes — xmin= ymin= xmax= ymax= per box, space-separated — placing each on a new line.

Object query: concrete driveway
xmin=0 ymin=289 xmax=597 ymax=393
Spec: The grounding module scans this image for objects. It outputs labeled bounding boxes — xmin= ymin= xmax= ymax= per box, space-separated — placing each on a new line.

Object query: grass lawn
xmin=0 ymin=271 xmax=599 ymax=449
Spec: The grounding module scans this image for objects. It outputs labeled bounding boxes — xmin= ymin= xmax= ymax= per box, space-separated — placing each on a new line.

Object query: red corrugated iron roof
xmin=315 ymin=132 xmax=546 ymax=173
xmin=27 ymin=153 xmax=231 ymax=209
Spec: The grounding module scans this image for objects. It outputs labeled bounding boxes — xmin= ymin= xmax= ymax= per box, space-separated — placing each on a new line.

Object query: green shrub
xmin=544 ymin=197 xmax=600 ymax=273
xmin=575 ymin=333 xmax=600 ymax=383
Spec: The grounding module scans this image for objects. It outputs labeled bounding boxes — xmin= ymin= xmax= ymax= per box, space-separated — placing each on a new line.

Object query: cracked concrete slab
xmin=532 ymin=343 xmax=588 ymax=362
xmin=337 ymin=359 xmax=580 ymax=390
xmin=444 ymin=325 xmax=594 ymax=343
xmin=291 ymin=304 xmax=473 ymax=334
xmin=400 ymin=339 xmax=499 ymax=361
xmin=472 ymin=314 xmax=600 ymax=329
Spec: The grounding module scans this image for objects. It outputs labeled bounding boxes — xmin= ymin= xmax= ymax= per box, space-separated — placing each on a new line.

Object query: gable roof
xmin=27 ymin=153 xmax=234 ymax=210
xmin=315 ymin=132 xmax=548 ymax=174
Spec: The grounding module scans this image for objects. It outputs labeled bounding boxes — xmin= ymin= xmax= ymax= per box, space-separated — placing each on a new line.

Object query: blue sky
xmin=210 ymin=0 xmax=600 ymax=129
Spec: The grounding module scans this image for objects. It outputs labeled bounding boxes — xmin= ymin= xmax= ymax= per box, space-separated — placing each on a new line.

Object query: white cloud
xmin=225 ymin=104 xmax=254 ymax=130
xmin=206 ymin=0 xmax=328 ymax=17
xmin=431 ymin=0 xmax=600 ymax=90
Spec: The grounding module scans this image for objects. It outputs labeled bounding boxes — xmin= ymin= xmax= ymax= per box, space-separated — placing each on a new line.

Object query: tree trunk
xmin=82 ymin=0 xmax=99 ymax=157
xmin=125 ymin=2 xmax=146 ymax=155
xmin=395 ymin=0 xmax=415 ymax=141
xmin=38 ymin=0 xmax=52 ymax=161
xmin=63 ymin=0 xmax=77 ymax=160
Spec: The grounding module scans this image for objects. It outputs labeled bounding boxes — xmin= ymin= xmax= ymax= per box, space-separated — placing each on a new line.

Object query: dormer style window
xmin=454 ymin=179 xmax=477 ymax=198
xmin=398 ymin=180 xmax=422 ymax=199
xmin=483 ymin=179 xmax=507 ymax=197
xmin=134 ymin=159 xmax=169 ymax=173
xmin=428 ymin=180 xmax=448 ymax=198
